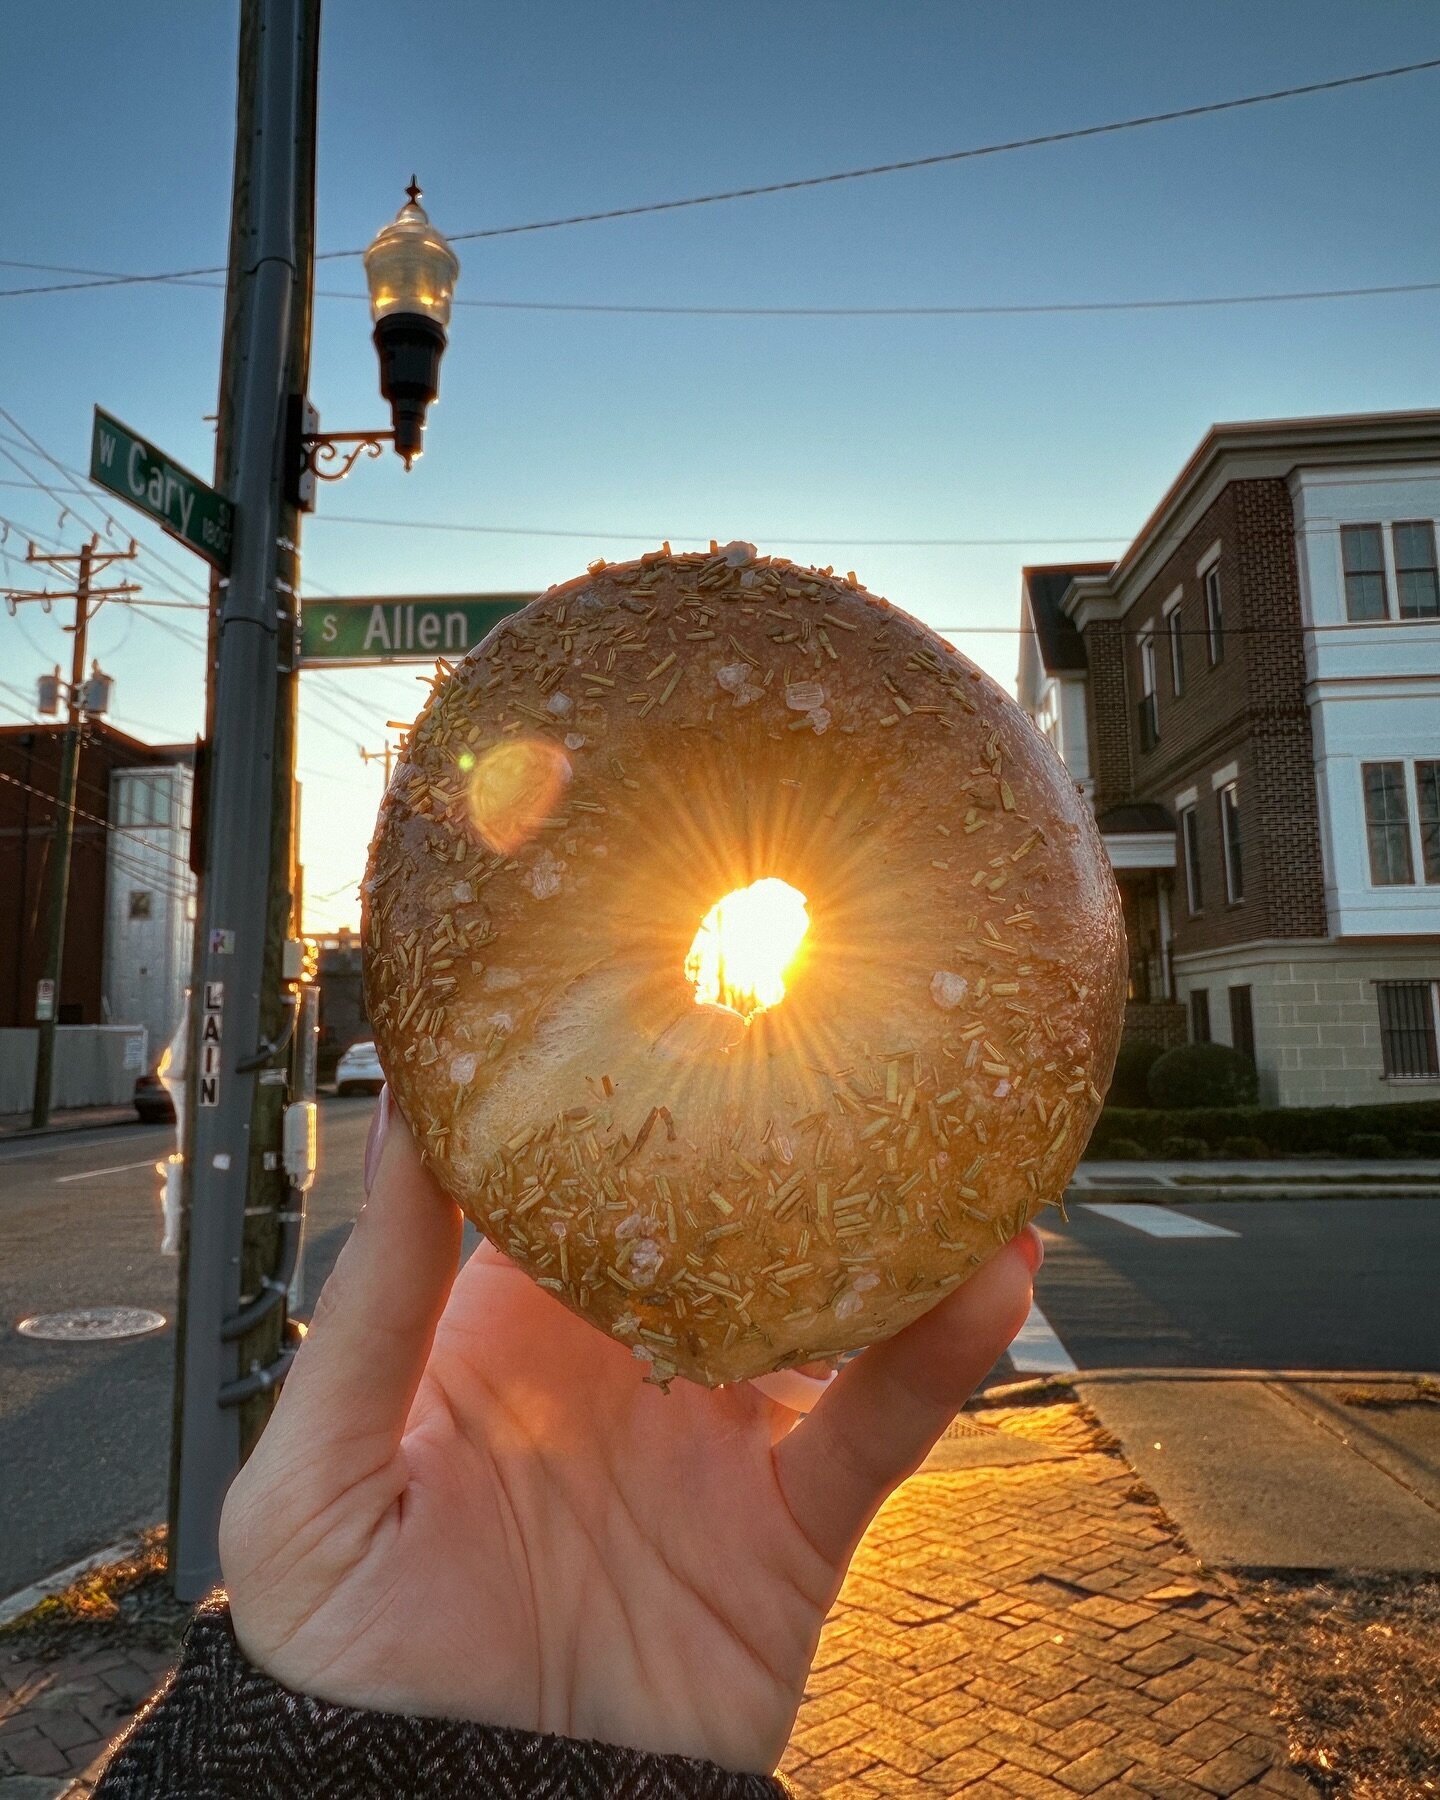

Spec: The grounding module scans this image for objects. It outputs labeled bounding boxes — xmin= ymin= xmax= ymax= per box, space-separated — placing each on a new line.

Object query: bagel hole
xmin=684 ymin=877 xmax=809 ymax=1023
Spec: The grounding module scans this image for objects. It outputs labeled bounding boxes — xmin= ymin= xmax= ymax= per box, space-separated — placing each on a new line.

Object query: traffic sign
xmin=299 ymin=594 xmax=533 ymax=667
xmin=90 ymin=407 xmax=234 ymax=573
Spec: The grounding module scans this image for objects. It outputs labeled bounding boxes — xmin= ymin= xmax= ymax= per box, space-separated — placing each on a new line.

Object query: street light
xmin=291 ymin=179 xmax=460 ymax=495
xmin=365 ymin=179 xmax=460 ymax=469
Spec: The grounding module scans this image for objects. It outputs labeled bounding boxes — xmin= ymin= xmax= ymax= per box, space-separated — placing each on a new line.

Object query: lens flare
xmin=685 ymin=877 xmax=810 ymax=1021
xmin=465 ymin=738 xmax=571 ymax=854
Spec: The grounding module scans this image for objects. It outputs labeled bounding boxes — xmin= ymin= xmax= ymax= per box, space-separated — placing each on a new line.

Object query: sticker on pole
xmin=35 ymin=979 xmax=55 ymax=1023
xmin=199 ymin=982 xmax=223 ymax=1108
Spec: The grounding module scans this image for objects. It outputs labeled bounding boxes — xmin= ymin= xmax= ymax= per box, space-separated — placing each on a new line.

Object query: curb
xmin=0 ymin=1111 xmax=141 ymax=1145
xmin=0 ymin=1532 xmax=154 ymax=1631
xmin=971 ymin=1366 xmax=1436 ymax=1409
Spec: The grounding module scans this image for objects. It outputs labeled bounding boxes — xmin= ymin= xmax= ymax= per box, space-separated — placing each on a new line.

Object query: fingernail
xmin=1017 ymin=1224 xmax=1045 ymax=1275
xmin=363 ymin=1085 xmax=391 ymax=1195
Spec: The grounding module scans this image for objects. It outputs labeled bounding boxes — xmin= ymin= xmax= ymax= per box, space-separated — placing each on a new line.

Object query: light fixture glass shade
xmin=363 ymin=182 xmax=460 ymax=329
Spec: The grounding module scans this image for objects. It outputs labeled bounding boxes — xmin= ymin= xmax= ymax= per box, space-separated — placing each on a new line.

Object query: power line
xmin=5 ymin=262 xmax=1439 ymax=319
xmin=3 ymin=56 xmax=1438 ymax=298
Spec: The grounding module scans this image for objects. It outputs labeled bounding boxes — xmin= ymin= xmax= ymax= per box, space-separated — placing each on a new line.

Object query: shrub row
xmin=1083 ymin=1098 xmax=1440 ymax=1161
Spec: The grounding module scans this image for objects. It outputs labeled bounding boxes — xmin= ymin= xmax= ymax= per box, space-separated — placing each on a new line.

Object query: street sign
xmin=90 ymin=407 xmax=234 ymax=574
xmin=299 ymin=594 xmax=534 ymax=667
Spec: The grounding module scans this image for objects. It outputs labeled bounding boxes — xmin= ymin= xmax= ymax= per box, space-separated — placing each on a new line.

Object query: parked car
xmin=334 ymin=1040 xmax=384 ymax=1096
xmin=134 ymin=1062 xmax=177 ymax=1124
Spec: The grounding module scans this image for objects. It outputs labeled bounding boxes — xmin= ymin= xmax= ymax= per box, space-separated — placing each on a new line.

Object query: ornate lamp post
xmin=293 ymin=179 xmax=460 ymax=493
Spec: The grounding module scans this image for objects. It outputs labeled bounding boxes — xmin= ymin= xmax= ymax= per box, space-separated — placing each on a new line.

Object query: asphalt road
xmin=1 ymin=1109 xmax=1437 ymax=1599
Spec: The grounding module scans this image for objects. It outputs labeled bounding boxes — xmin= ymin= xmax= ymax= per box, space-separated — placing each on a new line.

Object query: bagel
xmin=363 ymin=544 xmax=1125 ymax=1386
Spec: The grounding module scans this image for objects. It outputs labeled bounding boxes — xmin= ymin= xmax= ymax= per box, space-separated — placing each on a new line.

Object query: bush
xmin=1109 ymin=1039 xmax=1166 ymax=1108
xmin=1102 ymin=1137 xmax=1146 ymax=1161
xmin=1344 ymin=1133 xmax=1393 ymax=1160
xmin=1219 ymin=1135 xmax=1269 ymax=1160
xmin=1147 ymin=1042 xmax=1259 ymax=1110
xmin=1082 ymin=1098 xmax=1440 ymax=1161
xmin=1160 ymin=1135 xmax=1209 ymax=1160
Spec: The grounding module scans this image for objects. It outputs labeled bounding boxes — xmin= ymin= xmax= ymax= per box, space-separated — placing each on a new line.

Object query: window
xmin=1228 ymin=985 xmax=1255 ymax=1066
xmin=1190 ymin=988 xmax=1211 ymax=1044
xmin=1180 ymin=804 xmax=1203 ymax=913
xmin=1203 ymin=565 xmax=1224 ymax=664
xmin=128 ymin=890 xmax=153 ymax=920
xmin=1417 ymin=762 xmax=1440 ymax=884
xmin=1394 ymin=521 xmax=1440 ymax=620
xmin=1165 ymin=600 xmax=1185 ymax=696
xmin=114 ymin=770 xmax=170 ymax=829
xmin=1137 ymin=630 xmax=1159 ymax=749
xmin=1377 ymin=981 xmax=1439 ymax=1079
xmin=1218 ymin=780 xmax=1243 ymax=903
xmin=1362 ymin=762 xmax=1414 ymax=886
xmin=1341 ymin=524 xmax=1388 ymax=622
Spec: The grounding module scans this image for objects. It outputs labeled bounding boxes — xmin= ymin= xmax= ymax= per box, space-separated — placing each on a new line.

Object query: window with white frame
xmin=1218 ymin=780 xmax=1243 ymax=903
xmin=1164 ymin=595 xmax=1185 ymax=696
xmin=1362 ymin=760 xmax=1440 ymax=887
xmin=1203 ymin=565 xmax=1223 ymax=664
xmin=1137 ymin=628 xmax=1158 ymax=748
xmin=1376 ymin=980 xmax=1440 ymax=1080
xmin=1340 ymin=520 xmax=1440 ymax=623
xmin=1418 ymin=761 xmax=1440 ymax=885
xmin=1180 ymin=804 xmax=1203 ymax=913
xmin=1394 ymin=521 xmax=1440 ymax=620
xmin=1341 ymin=524 xmax=1388 ymax=621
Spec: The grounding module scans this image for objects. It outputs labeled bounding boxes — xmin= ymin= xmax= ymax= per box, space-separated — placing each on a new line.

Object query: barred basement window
xmin=1376 ymin=981 xmax=1439 ymax=1080
xmin=1341 ymin=524 xmax=1388 ymax=622
xmin=1362 ymin=762 xmax=1414 ymax=886
xmin=1393 ymin=521 xmax=1440 ymax=620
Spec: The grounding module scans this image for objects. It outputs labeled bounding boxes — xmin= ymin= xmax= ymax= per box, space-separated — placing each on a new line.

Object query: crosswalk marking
xmin=1008 ymin=1300 xmax=1078 ymax=1374
xmin=1082 ymin=1202 xmax=1239 ymax=1239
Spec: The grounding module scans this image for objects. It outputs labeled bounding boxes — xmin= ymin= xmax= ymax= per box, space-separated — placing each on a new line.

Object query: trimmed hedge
xmin=1083 ymin=1098 xmax=1440 ymax=1160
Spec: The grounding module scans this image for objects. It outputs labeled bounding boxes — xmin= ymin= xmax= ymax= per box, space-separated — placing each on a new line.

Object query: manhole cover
xmin=16 ymin=1306 xmax=167 ymax=1342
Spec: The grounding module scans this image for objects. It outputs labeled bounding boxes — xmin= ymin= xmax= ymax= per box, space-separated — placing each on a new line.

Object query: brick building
xmin=1018 ymin=411 xmax=1440 ymax=1106
xmin=0 ymin=722 xmax=195 ymax=1049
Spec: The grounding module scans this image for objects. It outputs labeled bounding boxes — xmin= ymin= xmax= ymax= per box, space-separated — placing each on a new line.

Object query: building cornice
xmin=1061 ymin=410 xmax=1440 ymax=625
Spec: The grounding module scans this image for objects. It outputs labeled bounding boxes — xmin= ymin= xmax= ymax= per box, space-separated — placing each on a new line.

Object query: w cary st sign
xmin=90 ymin=408 xmax=234 ymax=573
xmin=299 ymin=594 xmax=533 ymax=667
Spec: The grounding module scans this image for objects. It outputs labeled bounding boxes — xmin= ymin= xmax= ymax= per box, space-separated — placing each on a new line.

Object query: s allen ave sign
xmin=299 ymin=594 xmax=533 ymax=667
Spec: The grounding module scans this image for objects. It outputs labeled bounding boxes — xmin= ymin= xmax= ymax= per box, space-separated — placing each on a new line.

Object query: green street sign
xmin=299 ymin=594 xmax=534 ymax=667
xmin=90 ymin=407 xmax=234 ymax=573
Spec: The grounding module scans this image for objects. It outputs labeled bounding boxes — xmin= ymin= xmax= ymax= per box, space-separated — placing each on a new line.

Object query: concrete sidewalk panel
xmin=1077 ymin=1376 xmax=1440 ymax=1572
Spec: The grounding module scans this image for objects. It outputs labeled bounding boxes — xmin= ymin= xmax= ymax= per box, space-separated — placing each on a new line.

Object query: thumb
xmin=773 ymin=1230 xmax=1040 ymax=1565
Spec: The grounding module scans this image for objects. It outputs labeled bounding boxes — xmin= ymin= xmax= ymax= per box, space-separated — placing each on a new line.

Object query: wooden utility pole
xmin=358 ymin=737 xmax=395 ymax=787
xmin=3 ymin=537 xmax=138 ymax=1126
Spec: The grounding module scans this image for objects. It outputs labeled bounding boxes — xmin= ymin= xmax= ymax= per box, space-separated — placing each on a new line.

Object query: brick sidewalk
xmin=778 ymin=1402 xmax=1310 ymax=1798
xmin=1 ymin=1401 xmax=1313 ymax=1799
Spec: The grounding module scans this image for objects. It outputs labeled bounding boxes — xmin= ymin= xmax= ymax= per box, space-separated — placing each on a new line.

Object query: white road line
xmin=1008 ymin=1300 xmax=1078 ymax=1375
xmin=1082 ymin=1202 xmax=1239 ymax=1239
xmin=54 ymin=1159 xmax=159 ymax=1185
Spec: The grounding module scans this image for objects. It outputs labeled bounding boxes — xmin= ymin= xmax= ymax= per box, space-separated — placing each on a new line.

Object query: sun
xmin=685 ymin=877 xmax=810 ymax=1021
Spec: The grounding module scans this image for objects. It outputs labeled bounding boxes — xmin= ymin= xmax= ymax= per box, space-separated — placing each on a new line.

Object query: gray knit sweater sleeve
xmin=93 ymin=1599 xmax=791 ymax=1798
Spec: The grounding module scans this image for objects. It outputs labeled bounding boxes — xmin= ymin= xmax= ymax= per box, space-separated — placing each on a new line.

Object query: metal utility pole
xmin=168 ymin=0 xmax=320 ymax=1601
xmin=358 ymin=737 xmax=395 ymax=787
xmin=3 ymin=537 xmax=138 ymax=1127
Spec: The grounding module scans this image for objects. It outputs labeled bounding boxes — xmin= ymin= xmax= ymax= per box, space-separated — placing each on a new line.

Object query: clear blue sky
xmin=3 ymin=1 xmax=1438 ymax=930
